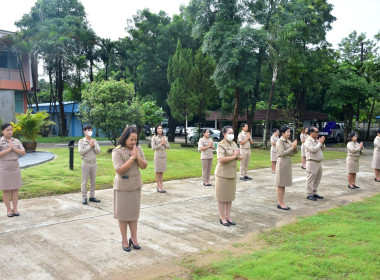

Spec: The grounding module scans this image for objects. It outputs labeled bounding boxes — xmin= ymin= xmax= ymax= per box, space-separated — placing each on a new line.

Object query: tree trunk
xmin=167 ymin=112 xmax=177 ymax=142
xmin=343 ymin=103 xmax=354 ymax=142
xmin=31 ymin=54 xmax=39 ymax=111
xmin=232 ymin=87 xmax=239 ymax=141
xmin=89 ymin=59 xmax=94 ymax=82
xmin=366 ymin=100 xmax=376 ymax=140
xmin=58 ymin=59 xmax=67 ymax=136
xmin=263 ymin=65 xmax=278 ymax=147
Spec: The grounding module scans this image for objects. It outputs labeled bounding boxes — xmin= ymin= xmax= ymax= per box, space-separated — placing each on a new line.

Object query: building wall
xmin=0 ymin=90 xmax=16 ymax=122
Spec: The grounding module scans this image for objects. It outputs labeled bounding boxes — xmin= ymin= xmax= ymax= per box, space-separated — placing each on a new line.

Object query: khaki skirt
xmin=0 ymin=159 xmax=22 ymax=191
xmin=113 ymin=189 xmax=141 ymax=222
xmin=347 ymin=156 xmax=359 ymax=174
xmin=215 ymin=175 xmax=236 ymax=202
xmin=154 ymin=150 xmax=167 ymax=172
xmin=372 ymin=151 xmax=380 ymax=169
xmin=271 ymin=151 xmax=278 ymax=162
xmin=301 ymin=143 xmax=306 ymax=157
xmin=275 ymin=157 xmax=292 ymax=187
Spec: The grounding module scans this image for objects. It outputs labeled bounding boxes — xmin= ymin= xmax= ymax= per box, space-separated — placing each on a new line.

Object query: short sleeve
xmin=198 ymin=139 xmax=203 ymax=149
xmin=217 ymin=144 xmax=226 ymax=159
xmin=238 ymin=133 xmax=243 ymax=142
xmin=16 ymin=139 xmax=25 ymax=151
xmin=138 ymin=146 xmax=146 ymax=161
xmin=112 ymin=149 xmax=124 ymax=170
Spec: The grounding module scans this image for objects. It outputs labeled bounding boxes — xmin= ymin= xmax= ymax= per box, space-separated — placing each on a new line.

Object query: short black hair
xmin=272 ymin=128 xmax=279 ymax=133
xmin=118 ymin=126 xmax=139 ymax=147
xmin=219 ymin=126 xmax=233 ymax=141
xmin=280 ymin=126 xmax=290 ymax=134
xmin=83 ymin=125 xmax=92 ymax=131
xmin=1 ymin=123 xmax=12 ymax=131
xmin=241 ymin=123 xmax=248 ymax=128
xmin=376 ymin=129 xmax=380 ymax=135
xmin=309 ymin=126 xmax=318 ymax=133
xmin=154 ymin=124 xmax=163 ymax=135
xmin=349 ymin=132 xmax=357 ymax=141
xmin=202 ymin=129 xmax=210 ymax=136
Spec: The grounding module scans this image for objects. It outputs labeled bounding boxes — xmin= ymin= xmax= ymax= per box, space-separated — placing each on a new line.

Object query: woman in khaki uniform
xmin=198 ymin=129 xmax=215 ymax=186
xmin=270 ymin=128 xmax=279 ymax=174
xmin=300 ymin=127 xmax=308 ymax=169
xmin=275 ymin=126 xmax=298 ymax=210
xmin=215 ymin=126 xmax=242 ymax=226
xmin=112 ymin=126 xmax=147 ymax=252
xmin=346 ymin=132 xmax=364 ymax=189
xmin=151 ymin=124 xmax=170 ymax=193
xmin=0 ymin=123 xmax=25 ymax=217
xmin=372 ymin=129 xmax=380 ymax=182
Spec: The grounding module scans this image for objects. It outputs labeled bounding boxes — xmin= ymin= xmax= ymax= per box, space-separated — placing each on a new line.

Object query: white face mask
xmin=226 ymin=134 xmax=234 ymax=142
xmin=86 ymin=131 xmax=93 ymax=137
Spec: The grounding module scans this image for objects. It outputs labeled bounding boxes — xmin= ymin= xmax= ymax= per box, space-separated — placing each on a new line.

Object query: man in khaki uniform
xmin=238 ymin=123 xmax=253 ymax=181
xmin=304 ymin=126 xmax=325 ymax=201
xmin=78 ymin=125 xmax=101 ymax=204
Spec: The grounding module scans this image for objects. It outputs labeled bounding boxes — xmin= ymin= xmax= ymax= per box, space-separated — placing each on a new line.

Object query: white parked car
xmin=187 ymin=128 xmax=220 ymax=143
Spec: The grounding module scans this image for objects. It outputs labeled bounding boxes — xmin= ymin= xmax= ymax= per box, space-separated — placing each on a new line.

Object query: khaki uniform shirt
xmin=78 ymin=138 xmax=101 ymax=163
xmin=347 ymin=141 xmax=363 ymax=157
xmin=305 ymin=136 xmax=324 ymax=162
xmin=112 ymin=145 xmax=146 ymax=192
xmin=276 ymin=136 xmax=298 ymax=157
xmin=270 ymin=135 xmax=279 ymax=152
xmin=374 ymin=136 xmax=380 ymax=152
xmin=198 ymin=137 xmax=214 ymax=160
xmin=238 ymin=131 xmax=251 ymax=149
xmin=151 ymin=135 xmax=170 ymax=150
xmin=214 ymin=140 xmax=238 ymax=178
xmin=0 ymin=137 xmax=24 ymax=161
xmin=300 ymin=133 xmax=308 ymax=143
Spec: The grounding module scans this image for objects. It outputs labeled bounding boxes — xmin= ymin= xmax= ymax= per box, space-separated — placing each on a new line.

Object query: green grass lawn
xmin=186 ymin=194 xmax=380 ymax=280
xmin=1 ymin=144 xmax=346 ymax=200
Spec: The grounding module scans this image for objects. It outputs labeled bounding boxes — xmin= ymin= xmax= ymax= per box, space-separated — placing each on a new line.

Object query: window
xmin=0 ymin=51 xmax=18 ymax=69
xmin=14 ymin=91 xmax=24 ymax=113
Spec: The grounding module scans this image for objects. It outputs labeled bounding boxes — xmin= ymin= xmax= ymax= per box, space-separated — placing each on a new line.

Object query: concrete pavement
xmin=0 ymin=155 xmax=379 ymax=279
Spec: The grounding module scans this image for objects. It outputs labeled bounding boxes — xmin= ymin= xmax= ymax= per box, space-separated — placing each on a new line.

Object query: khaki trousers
xmin=81 ymin=161 xmax=97 ymax=198
xmin=306 ymin=160 xmax=322 ymax=195
xmin=201 ymin=159 xmax=213 ymax=183
xmin=239 ymin=148 xmax=251 ymax=177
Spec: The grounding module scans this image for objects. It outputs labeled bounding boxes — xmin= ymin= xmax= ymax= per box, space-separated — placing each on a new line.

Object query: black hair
xmin=1 ymin=123 xmax=12 ymax=131
xmin=202 ymin=129 xmax=210 ymax=136
xmin=349 ymin=132 xmax=357 ymax=141
xmin=376 ymin=129 xmax=380 ymax=135
xmin=219 ymin=126 xmax=233 ymax=142
xmin=241 ymin=123 xmax=248 ymax=128
xmin=280 ymin=126 xmax=290 ymax=135
xmin=309 ymin=126 xmax=318 ymax=133
xmin=154 ymin=124 xmax=163 ymax=135
xmin=83 ymin=125 xmax=92 ymax=131
xmin=118 ymin=126 xmax=139 ymax=147
xmin=1 ymin=123 xmax=12 ymax=136
xmin=272 ymin=128 xmax=279 ymax=133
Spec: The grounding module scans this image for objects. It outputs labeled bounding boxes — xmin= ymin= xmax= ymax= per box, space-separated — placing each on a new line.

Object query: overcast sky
xmin=1 ymin=0 xmax=379 ymax=48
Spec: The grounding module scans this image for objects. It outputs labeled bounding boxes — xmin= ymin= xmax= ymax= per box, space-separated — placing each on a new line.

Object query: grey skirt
xmin=0 ymin=160 xmax=22 ymax=191
xmin=271 ymin=151 xmax=278 ymax=162
xmin=301 ymin=144 xmax=306 ymax=157
xmin=346 ymin=156 xmax=359 ymax=174
xmin=113 ymin=189 xmax=141 ymax=222
xmin=275 ymin=157 xmax=292 ymax=187
xmin=372 ymin=151 xmax=380 ymax=169
xmin=154 ymin=150 xmax=167 ymax=172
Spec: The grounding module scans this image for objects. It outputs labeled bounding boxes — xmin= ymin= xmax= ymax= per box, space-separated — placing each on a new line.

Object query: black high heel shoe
xmin=219 ymin=219 xmax=230 ymax=226
xmin=122 ymin=241 xmax=131 ymax=252
xmin=129 ymin=238 xmax=141 ymax=250
xmin=226 ymin=219 xmax=236 ymax=225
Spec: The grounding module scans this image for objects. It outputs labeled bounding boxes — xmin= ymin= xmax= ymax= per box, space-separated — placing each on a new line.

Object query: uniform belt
xmin=83 ymin=159 xmax=96 ymax=164
xmin=155 ymin=149 xmax=166 ymax=152
xmin=6 ymin=159 xmax=18 ymax=161
xmin=307 ymin=159 xmax=322 ymax=163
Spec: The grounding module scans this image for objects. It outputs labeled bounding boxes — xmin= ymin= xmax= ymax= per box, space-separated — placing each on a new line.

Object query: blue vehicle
xmin=319 ymin=122 xmax=344 ymax=142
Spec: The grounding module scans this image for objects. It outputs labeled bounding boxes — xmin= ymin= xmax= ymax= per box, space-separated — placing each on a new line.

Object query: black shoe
xmin=7 ymin=213 xmax=14 ymax=217
xmin=89 ymin=197 xmax=101 ymax=203
xmin=13 ymin=212 xmax=20 ymax=216
xmin=353 ymin=185 xmax=360 ymax=189
xmin=375 ymin=178 xmax=380 ymax=182
xmin=313 ymin=194 xmax=324 ymax=199
xmin=244 ymin=176 xmax=252 ymax=180
xmin=219 ymin=219 xmax=230 ymax=226
xmin=203 ymin=183 xmax=212 ymax=186
xmin=157 ymin=188 xmax=166 ymax=193
xmin=82 ymin=198 xmax=88 ymax=204
xmin=122 ymin=241 xmax=131 ymax=252
xmin=301 ymin=166 xmax=306 ymax=169
xmin=307 ymin=195 xmax=317 ymax=201
xmin=129 ymin=238 xmax=141 ymax=250
xmin=348 ymin=184 xmax=356 ymax=189
xmin=226 ymin=219 xmax=236 ymax=225
xmin=240 ymin=177 xmax=247 ymax=181
xmin=277 ymin=204 xmax=290 ymax=210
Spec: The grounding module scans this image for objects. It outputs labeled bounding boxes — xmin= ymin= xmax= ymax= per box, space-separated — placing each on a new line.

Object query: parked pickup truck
xmin=319 ymin=122 xmax=344 ymax=142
